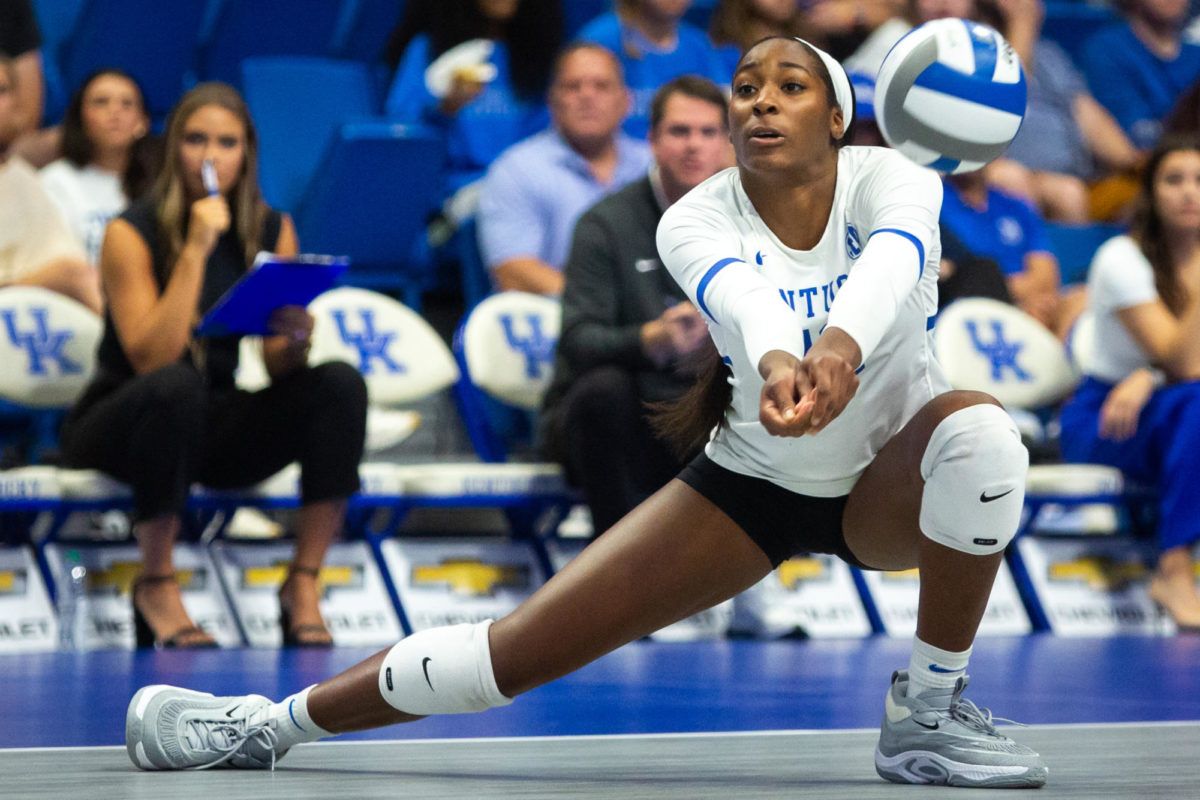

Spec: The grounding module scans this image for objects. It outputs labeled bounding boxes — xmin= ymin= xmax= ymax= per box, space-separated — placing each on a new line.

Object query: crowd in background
xmin=3 ymin=0 xmax=1200 ymax=635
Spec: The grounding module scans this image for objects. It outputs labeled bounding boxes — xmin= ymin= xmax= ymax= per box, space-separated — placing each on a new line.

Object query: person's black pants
xmin=542 ymin=366 xmax=683 ymax=535
xmin=61 ymin=362 xmax=368 ymax=523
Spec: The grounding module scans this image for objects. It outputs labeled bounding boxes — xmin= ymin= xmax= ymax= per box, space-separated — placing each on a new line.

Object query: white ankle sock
xmin=907 ymin=637 xmax=971 ymax=699
xmin=268 ymin=685 xmax=333 ymax=750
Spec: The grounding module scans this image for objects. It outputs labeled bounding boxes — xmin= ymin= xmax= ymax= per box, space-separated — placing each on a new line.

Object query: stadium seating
xmin=293 ymin=122 xmax=444 ymax=308
xmin=452 ymin=291 xmax=560 ymax=462
xmin=58 ymin=0 xmax=208 ymax=123
xmin=30 ymin=0 xmax=85 ymax=124
xmin=1045 ymin=221 xmax=1125 ymax=287
xmin=330 ymin=0 xmax=407 ymax=64
xmin=241 ymin=57 xmax=378 ymax=213
xmin=197 ymin=0 xmax=346 ymax=88
xmin=0 ymin=286 xmax=101 ymax=466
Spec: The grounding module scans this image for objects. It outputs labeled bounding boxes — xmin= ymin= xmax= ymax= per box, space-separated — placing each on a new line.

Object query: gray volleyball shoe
xmin=874 ymin=670 xmax=1048 ymax=788
xmin=127 ymin=685 xmax=284 ymax=770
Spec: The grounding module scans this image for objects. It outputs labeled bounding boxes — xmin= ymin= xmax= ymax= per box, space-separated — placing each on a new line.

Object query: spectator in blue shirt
xmin=384 ymin=0 xmax=563 ymax=203
xmin=979 ymin=0 xmax=1142 ymax=223
xmin=940 ymin=170 xmax=1068 ymax=332
xmin=478 ymin=43 xmax=652 ymax=295
xmin=1081 ymin=0 xmax=1200 ymax=150
xmin=577 ymin=0 xmax=730 ymax=138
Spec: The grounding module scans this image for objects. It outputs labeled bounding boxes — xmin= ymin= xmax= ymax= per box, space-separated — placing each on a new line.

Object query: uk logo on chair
xmin=498 ymin=312 xmax=555 ymax=383
xmin=0 ymin=287 xmax=101 ymax=409
xmin=331 ymin=307 xmax=405 ymax=376
xmin=935 ymin=298 xmax=1075 ymax=410
xmin=455 ymin=292 xmax=562 ymax=462
xmin=964 ymin=319 xmax=1033 ymax=383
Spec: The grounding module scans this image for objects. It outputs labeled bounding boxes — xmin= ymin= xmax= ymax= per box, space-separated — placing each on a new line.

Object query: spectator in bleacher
xmin=804 ymin=0 xmax=907 ymax=61
xmin=844 ymin=0 xmax=950 ymax=77
xmin=1 ymin=0 xmax=60 ymax=168
xmin=0 ymin=0 xmax=41 ymax=138
xmin=478 ymin=43 xmax=651 ymax=295
xmin=845 ymin=0 xmax=1141 ymax=223
xmin=709 ymin=0 xmax=817 ymax=74
xmin=540 ymin=75 xmax=732 ymax=535
xmin=983 ymin=0 xmax=1144 ymax=223
xmin=384 ymin=0 xmax=563 ymax=210
xmin=0 ymin=56 xmax=100 ymax=312
xmin=940 ymin=170 xmax=1076 ymax=334
xmin=936 ymin=227 xmax=1012 ymax=310
xmin=1081 ymin=0 xmax=1200 ymax=152
xmin=576 ymin=0 xmax=729 ymax=138
xmin=59 ymin=83 xmax=368 ymax=649
xmin=40 ymin=69 xmax=156 ymax=267
xmin=1058 ymin=134 xmax=1200 ymax=631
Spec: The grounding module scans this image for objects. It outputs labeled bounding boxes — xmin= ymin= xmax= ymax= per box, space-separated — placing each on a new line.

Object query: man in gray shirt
xmin=540 ymin=75 xmax=732 ymax=535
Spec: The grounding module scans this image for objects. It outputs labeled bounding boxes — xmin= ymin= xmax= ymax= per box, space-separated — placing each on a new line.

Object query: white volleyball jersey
xmin=657 ymin=146 xmax=951 ymax=497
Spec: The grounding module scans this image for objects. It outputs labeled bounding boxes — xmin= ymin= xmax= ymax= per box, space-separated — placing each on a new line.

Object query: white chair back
xmin=0 ymin=286 xmax=102 ymax=408
xmin=308 ymin=287 xmax=459 ymax=405
xmin=934 ymin=298 xmax=1078 ymax=409
xmin=460 ymin=291 xmax=560 ymax=411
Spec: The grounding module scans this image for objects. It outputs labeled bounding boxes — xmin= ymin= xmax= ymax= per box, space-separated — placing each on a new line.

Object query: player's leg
xmin=842 ymin=390 xmax=1046 ymax=788
xmin=127 ymin=478 xmax=775 ymax=769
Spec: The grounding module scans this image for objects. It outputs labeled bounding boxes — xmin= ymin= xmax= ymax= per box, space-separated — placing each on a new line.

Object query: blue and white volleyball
xmin=873 ymin=19 xmax=1026 ymax=174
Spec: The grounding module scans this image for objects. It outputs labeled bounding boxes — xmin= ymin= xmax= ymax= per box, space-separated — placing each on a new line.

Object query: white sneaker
xmin=126 ymin=685 xmax=284 ymax=770
xmin=875 ymin=671 xmax=1047 ymax=788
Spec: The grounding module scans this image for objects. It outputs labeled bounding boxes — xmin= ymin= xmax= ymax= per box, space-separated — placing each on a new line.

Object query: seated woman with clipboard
xmin=60 ymin=83 xmax=368 ymax=649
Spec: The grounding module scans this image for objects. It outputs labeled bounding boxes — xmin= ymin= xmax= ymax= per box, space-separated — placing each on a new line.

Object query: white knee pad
xmin=919 ymin=404 xmax=1028 ymax=556
xmin=378 ymin=620 xmax=513 ymax=715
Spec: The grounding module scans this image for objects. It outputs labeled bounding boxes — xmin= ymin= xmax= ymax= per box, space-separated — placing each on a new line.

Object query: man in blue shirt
xmin=578 ymin=0 xmax=730 ymax=138
xmin=478 ymin=43 xmax=651 ymax=295
xmin=940 ymin=171 xmax=1065 ymax=332
xmin=1081 ymin=0 xmax=1200 ymax=149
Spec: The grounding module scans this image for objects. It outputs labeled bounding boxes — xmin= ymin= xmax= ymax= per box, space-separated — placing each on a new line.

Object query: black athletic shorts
xmin=678 ymin=452 xmax=873 ymax=570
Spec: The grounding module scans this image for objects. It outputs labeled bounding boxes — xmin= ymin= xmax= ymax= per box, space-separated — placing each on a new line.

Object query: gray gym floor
xmin=3 ymin=722 xmax=1195 ymax=799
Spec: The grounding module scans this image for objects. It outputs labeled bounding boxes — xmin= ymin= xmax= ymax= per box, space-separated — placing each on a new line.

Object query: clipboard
xmin=195 ymin=253 xmax=349 ymax=337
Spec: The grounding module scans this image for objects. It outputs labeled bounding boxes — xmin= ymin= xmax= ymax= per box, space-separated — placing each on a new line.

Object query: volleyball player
xmin=125 ymin=37 xmax=1047 ymax=788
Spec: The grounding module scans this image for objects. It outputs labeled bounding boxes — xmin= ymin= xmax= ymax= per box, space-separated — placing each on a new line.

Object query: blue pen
xmin=201 ymin=159 xmax=219 ymax=197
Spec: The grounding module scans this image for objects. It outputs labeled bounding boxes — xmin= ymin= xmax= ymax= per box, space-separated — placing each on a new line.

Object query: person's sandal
xmin=278 ymin=566 xmax=334 ymax=648
xmin=131 ymin=574 xmax=219 ymax=649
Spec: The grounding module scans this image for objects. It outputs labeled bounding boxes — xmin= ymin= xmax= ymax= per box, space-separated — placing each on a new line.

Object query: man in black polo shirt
xmin=540 ymin=75 xmax=732 ymax=536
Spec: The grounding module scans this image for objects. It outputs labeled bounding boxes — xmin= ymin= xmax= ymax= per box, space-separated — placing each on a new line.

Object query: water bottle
xmin=57 ymin=549 xmax=88 ymax=651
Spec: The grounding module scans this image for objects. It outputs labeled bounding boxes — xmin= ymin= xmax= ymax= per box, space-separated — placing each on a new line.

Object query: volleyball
xmin=873 ymin=19 xmax=1027 ymax=174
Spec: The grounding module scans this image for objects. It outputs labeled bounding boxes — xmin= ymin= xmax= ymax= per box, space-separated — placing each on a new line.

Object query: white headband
xmin=794 ymin=37 xmax=854 ymax=133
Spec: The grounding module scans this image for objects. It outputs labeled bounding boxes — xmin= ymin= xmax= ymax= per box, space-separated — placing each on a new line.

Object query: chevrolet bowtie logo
xmin=0 ymin=569 xmax=26 ymax=596
xmin=776 ymin=558 xmax=826 ymax=590
xmin=411 ymin=559 xmax=530 ymax=597
xmin=241 ymin=564 xmax=362 ymax=597
xmin=86 ymin=562 xmax=199 ymax=595
xmin=1048 ymin=557 xmax=1146 ymax=592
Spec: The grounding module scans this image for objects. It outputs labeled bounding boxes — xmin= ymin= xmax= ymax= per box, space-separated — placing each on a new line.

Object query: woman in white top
xmin=40 ymin=69 xmax=153 ymax=266
xmin=1060 ymin=134 xmax=1200 ymax=631
xmin=125 ymin=38 xmax=1046 ymax=789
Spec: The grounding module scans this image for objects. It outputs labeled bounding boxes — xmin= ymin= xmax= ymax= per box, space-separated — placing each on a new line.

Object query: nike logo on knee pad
xmin=422 ymin=657 xmax=434 ymax=691
xmin=979 ymin=489 xmax=1014 ymax=503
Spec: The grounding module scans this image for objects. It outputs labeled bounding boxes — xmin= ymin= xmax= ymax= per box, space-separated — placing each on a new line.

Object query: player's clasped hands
xmin=758 ymin=338 xmax=860 ymax=437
